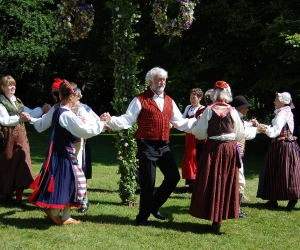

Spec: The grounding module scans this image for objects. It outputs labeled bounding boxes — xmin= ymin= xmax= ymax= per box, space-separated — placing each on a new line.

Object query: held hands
xmin=257 ymin=124 xmax=268 ymax=133
xmin=19 ymin=112 xmax=31 ymax=122
xmin=100 ymin=112 xmax=111 ymax=126
xmin=250 ymin=118 xmax=259 ymax=127
xmin=42 ymin=103 xmax=51 ymax=114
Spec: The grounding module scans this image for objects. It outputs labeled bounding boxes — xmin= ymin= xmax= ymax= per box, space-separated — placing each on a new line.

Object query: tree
xmin=0 ymin=0 xmax=60 ymax=104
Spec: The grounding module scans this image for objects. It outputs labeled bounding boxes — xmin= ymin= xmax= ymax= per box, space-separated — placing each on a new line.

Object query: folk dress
xmin=29 ymin=106 xmax=104 ymax=209
xmin=190 ymin=102 xmax=245 ymax=222
xmin=0 ymin=93 xmax=44 ymax=195
xmin=257 ymin=106 xmax=300 ymax=200
xmin=181 ymin=105 xmax=205 ymax=185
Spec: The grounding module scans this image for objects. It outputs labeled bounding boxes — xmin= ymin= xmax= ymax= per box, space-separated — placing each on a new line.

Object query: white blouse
xmin=264 ymin=113 xmax=287 ymax=138
xmin=192 ymin=106 xmax=245 ymax=142
xmin=182 ymin=105 xmax=205 ymax=118
xmin=30 ymin=106 xmax=105 ymax=139
xmin=0 ymin=95 xmax=44 ymax=126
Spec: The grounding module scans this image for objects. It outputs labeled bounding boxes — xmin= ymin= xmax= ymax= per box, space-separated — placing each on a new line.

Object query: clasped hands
xmin=19 ymin=112 xmax=31 ymax=122
xmin=100 ymin=112 xmax=112 ymax=132
xmin=250 ymin=118 xmax=267 ymax=133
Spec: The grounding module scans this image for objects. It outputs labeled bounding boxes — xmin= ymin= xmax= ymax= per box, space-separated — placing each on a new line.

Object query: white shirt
xmin=237 ymin=111 xmax=258 ymax=140
xmin=192 ymin=106 xmax=245 ymax=142
xmin=0 ymin=95 xmax=44 ymax=126
xmin=30 ymin=106 xmax=105 ymax=139
xmin=108 ymin=96 xmax=197 ymax=132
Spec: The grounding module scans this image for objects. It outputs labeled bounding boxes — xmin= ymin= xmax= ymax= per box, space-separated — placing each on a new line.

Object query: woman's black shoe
xmin=211 ymin=222 xmax=221 ymax=233
xmin=265 ymin=200 xmax=278 ymax=208
xmin=286 ymin=199 xmax=298 ymax=210
xmin=15 ymin=200 xmax=26 ymax=208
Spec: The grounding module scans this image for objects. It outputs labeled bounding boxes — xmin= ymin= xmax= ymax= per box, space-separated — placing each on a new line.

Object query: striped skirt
xmin=189 ymin=139 xmax=240 ymax=222
xmin=257 ymin=140 xmax=300 ymax=200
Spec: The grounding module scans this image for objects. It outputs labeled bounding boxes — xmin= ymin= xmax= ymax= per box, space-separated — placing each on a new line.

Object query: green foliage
xmin=0 ymin=0 xmax=60 ymax=77
xmin=136 ymin=0 xmax=300 ymax=116
xmin=284 ymin=33 xmax=300 ymax=48
xmin=106 ymin=0 xmax=145 ymax=203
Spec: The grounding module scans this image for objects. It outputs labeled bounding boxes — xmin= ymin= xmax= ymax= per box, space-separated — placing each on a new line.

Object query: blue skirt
xmin=29 ymin=144 xmax=81 ymax=209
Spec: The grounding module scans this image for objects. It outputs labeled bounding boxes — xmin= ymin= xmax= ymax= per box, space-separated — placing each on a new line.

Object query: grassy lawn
xmin=1 ymin=126 xmax=300 ymax=249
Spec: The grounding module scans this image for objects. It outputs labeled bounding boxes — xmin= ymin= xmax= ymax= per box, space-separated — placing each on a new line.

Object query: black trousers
xmin=136 ymin=139 xmax=180 ymax=222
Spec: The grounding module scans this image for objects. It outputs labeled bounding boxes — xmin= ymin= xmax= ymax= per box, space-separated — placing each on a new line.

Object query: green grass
xmin=1 ymin=126 xmax=300 ymax=249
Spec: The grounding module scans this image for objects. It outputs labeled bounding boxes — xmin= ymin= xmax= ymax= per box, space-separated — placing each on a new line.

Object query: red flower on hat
xmin=214 ymin=81 xmax=228 ymax=90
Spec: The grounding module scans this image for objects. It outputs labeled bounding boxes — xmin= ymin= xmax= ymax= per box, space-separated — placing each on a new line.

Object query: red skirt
xmin=181 ymin=133 xmax=197 ymax=180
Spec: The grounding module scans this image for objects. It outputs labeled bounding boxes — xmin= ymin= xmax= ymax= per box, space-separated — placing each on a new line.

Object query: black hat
xmin=230 ymin=95 xmax=251 ymax=110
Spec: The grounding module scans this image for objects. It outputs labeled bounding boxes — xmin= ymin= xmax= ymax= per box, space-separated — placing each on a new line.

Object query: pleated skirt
xmin=257 ymin=140 xmax=300 ymax=200
xmin=189 ymin=139 xmax=240 ymax=222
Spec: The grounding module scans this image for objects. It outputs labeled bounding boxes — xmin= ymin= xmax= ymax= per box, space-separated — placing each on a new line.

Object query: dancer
xmin=71 ymin=87 xmax=99 ymax=213
xmin=29 ymin=80 xmax=109 ymax=225
xmin=230 ymin=95 xmax=258 ymax=217
xmin=181 ymin=88 xmax=205 ymax=192
xmin=0 ymin=75 xmax=50 ymax=207
xmin=257 ymin=92 xmax=300 ymax=210
xmin=190 ymin=81 xmax=245 ymax=233
xmin=101 ymin=67 xmax=196 ymax=226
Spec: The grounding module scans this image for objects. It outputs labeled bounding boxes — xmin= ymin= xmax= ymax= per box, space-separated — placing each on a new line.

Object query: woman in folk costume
xmin=71 ymin=87 xmax=99 ymax=213
xmin=0 ymin=75 xmax=50 ymax=207
xmin=181 ymin=88 xmax=206 ymax=192
xmin=257 ymin=92 xmax=300 ymax=210
xmin=190 ymin=81 xmax=245 ymax=233
xmin=28 ymin=80 xmax=109 ymax=225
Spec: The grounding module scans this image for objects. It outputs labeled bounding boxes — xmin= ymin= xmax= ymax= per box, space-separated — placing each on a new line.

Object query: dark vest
xmin=134 ymin=87 xmax=173 ymax=141
xmin=207 ymin=111 xmax=234 ymax=137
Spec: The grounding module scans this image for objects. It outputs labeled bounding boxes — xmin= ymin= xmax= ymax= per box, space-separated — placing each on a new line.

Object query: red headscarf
xmin=214 ymin=81 xmax=228 ymax=90
xmin=52 ymin=78 xmax=63 ymax=89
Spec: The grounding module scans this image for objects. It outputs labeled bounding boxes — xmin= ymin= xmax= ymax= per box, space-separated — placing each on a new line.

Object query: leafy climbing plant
xmin=106 ymin=0 xmax=145 ymax=204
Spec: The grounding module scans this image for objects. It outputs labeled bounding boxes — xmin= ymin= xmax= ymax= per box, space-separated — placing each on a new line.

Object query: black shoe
xmin=15 ymin=200 xmax=26 ymax=208
xmin=151 ymin=210 xmax=165 ymax=220
xmin=286 ymin=199 xmax=298 ymax=211
xmin=186 ymin=185 xmax=193 ymax=193
xmin=239 ymin=210 xmax=248 ymax=218
xmin=136 ymin=220 xmax=152 ymax=227
xmin=78 ymin=203 xmax=89 ymax=213
xmin=265 ymin=200 xmax=278 ymax=208
xmin=212 ymin=222 xmax=221 ymax=234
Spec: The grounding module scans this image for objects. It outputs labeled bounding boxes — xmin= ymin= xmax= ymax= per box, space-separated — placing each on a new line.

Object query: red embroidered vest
xmin=134 ymin=87 xmax=173 ymax=141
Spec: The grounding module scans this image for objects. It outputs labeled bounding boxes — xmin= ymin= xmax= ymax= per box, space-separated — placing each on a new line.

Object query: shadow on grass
xmin=0 ymin=204 xmax=221 ymax=235
xmin=0 ymin=210 xmax=57 ymax=230
xmin=81 ymin=213 xmax=217 ymax=234
xmin=242 ymin=202 xmax=300 ymax=212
